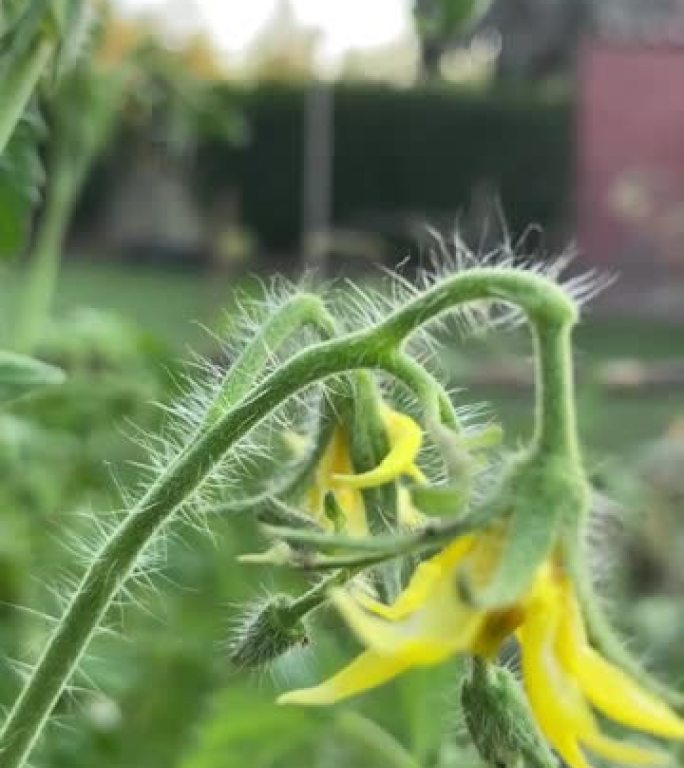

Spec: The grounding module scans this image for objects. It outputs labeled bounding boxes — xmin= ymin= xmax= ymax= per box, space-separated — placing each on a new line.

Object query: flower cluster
xmin=268 ymin=402 xmax=684 ymax=768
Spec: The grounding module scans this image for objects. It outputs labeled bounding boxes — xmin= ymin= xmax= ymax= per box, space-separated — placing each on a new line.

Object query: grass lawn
xmin=0 ymin=260 xmax=249 ymax=350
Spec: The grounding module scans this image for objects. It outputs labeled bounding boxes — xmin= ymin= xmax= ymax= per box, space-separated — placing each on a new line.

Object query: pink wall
xmin=578 ymin=42 xmax=684 ymax=269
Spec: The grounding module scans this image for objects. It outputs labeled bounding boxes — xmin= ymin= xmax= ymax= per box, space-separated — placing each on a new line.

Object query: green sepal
xmin=323 ymin=491 xmax=345 ymax=533
xmin=0 ymin=107 xmax=46 ymax=259
xmin=255 ymin=497 xmax=322 ymax=532
xmin=410 ymin=483 xmax=468 ymax=517
xmin=459 ymin=451 xmax=587 ymax=608
xmin=462 ymin=423 xmax=504 ymax=452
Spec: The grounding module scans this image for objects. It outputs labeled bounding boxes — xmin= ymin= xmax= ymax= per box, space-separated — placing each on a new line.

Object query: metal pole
xmin=301 ymin=80 xmax=333 ymax=276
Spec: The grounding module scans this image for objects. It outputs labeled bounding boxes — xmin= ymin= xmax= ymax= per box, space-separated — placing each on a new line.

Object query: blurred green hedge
xmin=197 ymin=83 xmax=572 ymax=253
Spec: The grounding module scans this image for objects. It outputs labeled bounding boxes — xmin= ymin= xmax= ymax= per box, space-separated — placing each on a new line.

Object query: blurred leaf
xmin=50 ymin=0 xmax=94 ymax=76
xmin=415 ymin=0 xmax=491 ymax=39
xmin=0 ymin=107 xmax=46 ymax=259
xmin=0 ymin=350 xmax=64 ymax=403
xmin=0 ymin=0 xmax=47 ymax=73
xmin=180 ymin=687 xmax=318 ymax=768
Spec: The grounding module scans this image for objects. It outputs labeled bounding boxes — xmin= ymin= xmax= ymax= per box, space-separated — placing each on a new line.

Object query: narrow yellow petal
xmin=352 ymin=590 xmax=402 ymax=621
xmin=330 ymin=588 xmax=425 ymax=656
xmin=330 ymin=536 xmax=481 ymax=662
xmin=472 ymin=606 xmax=525 ymax=659
xmin=277 ymin=650 xmax=413 ymax=706
xmin=558 ymin=582 xmax=684 ymax=740
xmin=396 ymin=487 xmax=428 ymax=530
xmin=575 ymin=648 xmax=684 ymax=740
xmin=554 ymin=737 xmax=594 ymax=768
xmin=334 ymin=487 xmax=368 ymax=536
xmin=332 ymin=409 xmax=422 ymax=489
xmin=582 ymin=731 xmax=669 ymax=766
xmin=339 ymin=590 xmax=476 ymax=664
xmin=406 ymin=464 xmax=428 ymax=484
xmin=348 ymin=536 xmax=473 ymax=623
xmin=370 ymin=535 xmax=475 ymax=620
xmin=306 ymin=425 xmax=369 ymax=534
xmin=519 ymin=575 xmax=596 ymax=768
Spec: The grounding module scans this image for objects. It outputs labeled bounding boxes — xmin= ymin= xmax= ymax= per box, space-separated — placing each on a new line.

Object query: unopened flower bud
xmin=229 ymin=595 xmax=308 ymax=669
xmin=461 ymin=659 xmax=556 ymax=768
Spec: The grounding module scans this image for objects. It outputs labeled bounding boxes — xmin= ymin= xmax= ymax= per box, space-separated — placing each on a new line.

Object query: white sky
xmin=114 ymin=0 xmax=413 ymax=63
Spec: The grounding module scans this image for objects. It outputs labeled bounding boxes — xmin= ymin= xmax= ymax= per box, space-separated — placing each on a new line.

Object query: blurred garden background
xmin=0 ymin=1 xmax=683 ymax=766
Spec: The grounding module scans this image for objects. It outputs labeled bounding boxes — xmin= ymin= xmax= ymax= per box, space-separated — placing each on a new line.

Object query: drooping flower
xmin=240 ymin=403 xmax=425 ymax=559
xmin=279 ymin=532 xmax=684 ymax=768
xmin=277 ymin=530 xmax=511 ymax=705
xmin=519 ymin=563 xmax=684 ymax=768
xmin=305 ymin=404 xmax=425 ymax=536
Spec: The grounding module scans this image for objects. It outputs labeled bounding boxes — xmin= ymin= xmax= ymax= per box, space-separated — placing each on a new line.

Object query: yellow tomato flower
xmin=279 ymin=532 xmax=684 ymax=768
xmin=241 ymin=404 xmax=425 ymax=562
xmin=278 ymin=532 xmax=519 ymax=705
xmin=305 ymin=424 xmax=368 ymax=536
xmin=305 ymin=405 xmax=425 ymax=536
xmin=519 ymin=564 xmax=684 ymax=768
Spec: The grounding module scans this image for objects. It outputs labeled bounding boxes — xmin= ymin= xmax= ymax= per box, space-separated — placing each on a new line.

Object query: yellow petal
xmin=555 ymin=737 xmax=594 ymax=768
xmin=330 ymin=588 xmax=442 ymax=660
xmin=334 ymin=487 xmax=369 ymax=536
xmin=306 ymin=426 xmax=369 ymax=534
xmin=277 ymin=650 xmax=413 ymax=706
xmin=353 ymin=535 xmax=475 ymax=622
xmin=329 ymin=536 xmax=481 ymax=662
xmin=558 ymin=581 xmax=684 ymax=740
xmin=332 ymin=409 xmax=423 ymax=489
xmin=406 ymin=464 xmax=428 ymax=484
xmin=582 ymin=731 xmax=669 ymax=767
xmin=472 ymin=606 xmax=525 ymax=659
xmin=352 ymin=590 xmax=402 ymax=621
xmin=396 ymin=487 xmax=428 ymax=530
xmin=519 ymin=575 xmax=596 ymax=768
xmin=575 ymin=647 xmax=684 ymax=741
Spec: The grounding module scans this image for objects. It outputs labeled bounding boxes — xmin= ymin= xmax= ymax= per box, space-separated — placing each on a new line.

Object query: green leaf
xmin=180 ymin=687 xmax=318 ymax=768
xmin=415 ymin=0 xmax=491 ymax=39
xmin=0 ymin=108 xmax=46 ymax=259
xmin=411 ymin=483 xmax=468 ymax=517
xmin=0 ymin=350 xmax=65 ymax=404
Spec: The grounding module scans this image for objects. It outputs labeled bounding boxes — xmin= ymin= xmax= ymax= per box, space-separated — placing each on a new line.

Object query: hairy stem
xmin=202 ymin=293 xmax=336 ymax=425
xmin=381 ymin=351 xmax=458 ymax=430
xmin=0 ymin=267 xmax=577 ymax=768
xmin=532 ymin=320 xmax=579 ymax=461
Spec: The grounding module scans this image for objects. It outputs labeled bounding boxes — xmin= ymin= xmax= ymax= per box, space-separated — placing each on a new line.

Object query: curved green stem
xmin=381 ymin=351 xmax=458 ymax=430
xmin=264 ymin=503 xmax=498 ymax=570
xmin=532 ymin=320 xmax=579 ymax=461
xmin=0 ymin=267 xmax=577 ymax=768
xmin=202 ymin=293 xmax=337 ymax=425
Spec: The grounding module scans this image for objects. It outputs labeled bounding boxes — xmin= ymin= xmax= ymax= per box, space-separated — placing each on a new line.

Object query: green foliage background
xmin=0 ymin=263 xmax=682 ymax=768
